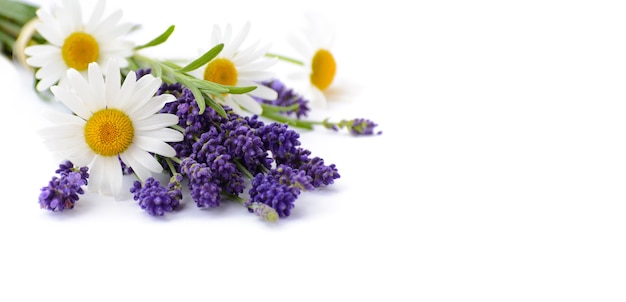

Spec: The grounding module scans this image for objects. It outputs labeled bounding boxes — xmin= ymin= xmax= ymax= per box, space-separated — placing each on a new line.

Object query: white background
xmin=1 ymin=0 xmax=625 ymax=301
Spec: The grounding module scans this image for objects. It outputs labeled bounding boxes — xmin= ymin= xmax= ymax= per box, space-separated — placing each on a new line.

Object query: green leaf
xmin=187 ymin=77 xmax=227 ymax=94
xmin=0 ymin=0 xmax=39 ymax=25
xmin=204 ymin=94 xmax=227 ymax=117
xmin=189 ymin=85 xmax=206 ymax=115
xmin=134 ymin=25 xmax=175 ymax=50
xmin=178 ymin=43 xmax=224 ymax=72
xmin=224 ymin=85 xmax=256 ymax=94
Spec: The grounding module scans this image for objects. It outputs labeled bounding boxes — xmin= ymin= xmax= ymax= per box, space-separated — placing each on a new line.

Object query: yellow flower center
xmin=62 ymin=32 xmax=100 ymax=71
xmin=204 ymin=58 xmax=238 ymax=86
xmin=84 ymin=109 xmax=134 ymax=156
xmin=310 ymin=49 xmax=336 ymax=91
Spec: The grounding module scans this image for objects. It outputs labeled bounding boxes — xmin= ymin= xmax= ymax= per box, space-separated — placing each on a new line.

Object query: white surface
xmin=1 ymin=0 xmax=625 ymax=301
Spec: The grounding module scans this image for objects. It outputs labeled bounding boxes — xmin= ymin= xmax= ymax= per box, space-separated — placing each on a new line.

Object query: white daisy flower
xmin=24 ymin=0 xmax=134 ymax=92
xmin=39 ymin=61 xmax=183 ymax=197
xmin=288 ymin=12 xmax=338 ymax=106
xmin=189 ymin=22 xmax=278 ymax=115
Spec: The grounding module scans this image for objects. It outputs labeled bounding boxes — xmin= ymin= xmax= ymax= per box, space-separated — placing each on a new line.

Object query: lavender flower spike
xmin=39 ymin=161 xmax=89 ymax=212
xmin=130 ymin=175 xmax=182 ymax=216
xmin=248 ymin=173 xmax=299 ymax=218
xmin=334 ymin=118 xmax=382 ymax=136
xmin=245 ymin=202 xmax=279 ymax=222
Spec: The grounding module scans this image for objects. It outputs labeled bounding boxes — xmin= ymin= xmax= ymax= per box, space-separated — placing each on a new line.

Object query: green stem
xmin=0 ymin=17 xmax=21 ymax=38
xmin=260 ymin=109 xmax=316 ymax=130
xmin=170 ymin=157 xmax=182 ymax=165
xmin=222 ymin=192 xmax=246 ymax=205
xmin=0 ymin=29 xmax=14 ymax=55
xmin=234 ymin=159 xmax=254 ymax=179
xmin=265 ymin=52 xmax=304 ymax=66
xmin=261 ymin=103 xmax=301 ymax=114
xmin=170 ymin=124 xmax=185 ymax=133
xmin=165 ymin=157 xmax=178 ymax=175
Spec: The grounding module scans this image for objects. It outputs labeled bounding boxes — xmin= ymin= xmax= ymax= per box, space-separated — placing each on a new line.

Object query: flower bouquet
xmin=0 ymin=0 xmax=381 ymax=221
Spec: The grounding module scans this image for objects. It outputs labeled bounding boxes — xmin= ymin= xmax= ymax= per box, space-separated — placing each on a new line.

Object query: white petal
xmin=66 ymin=68 xmax=100 ymax=113
xmin=133 ymin=136 xmax=177 ymax=157
xmin=246 ymin=83 xmax=278 ymax=100
xmin=34 ymin=59 xmax=64 ymax=78
xmin=36 ymin=72 xmax=63 ymax=92
xmin=116 ymin=71 xmax=136 ymax=109
xmin=42 ymin=136 xmax=86 ymax=155
xmin=309 ymin=86 xmax=327 ymax=108
xmin=227 ymin=22 xmax=250 ymax=58
xmin=34 ymin=59 xmax=65 ymax=81
xmin=50 ymin=85 xmax=93 ymax=119
xmin=236 ymin=55 xmax=276 ymax=73
xmin=58 ymin=0 xmax=82 ymax=33
xmin=210 ymin=24 xmax=222 ymax=46
xmin=120 ymin=145 xmax=162 ymax=180
xmin=90 ymin=9 xmax=122 ymax=38
xmin=35 ymin=12 xmax=64 ymax=46
xmin=104 ymin=60 xmax=121 ymax=106
xmin=103 ymin=156 xmax=124 ymax=197
xmin=69 ymin=146 xmax=96 ymax=167
xmin=232 ymin=94 xmax=262 ymax=115
xmin=237 ymin=70 xmax=274 ymax=82
xmin=88 ymin=62 xmax=106 ymax=109
xmin=38 ymin=124 xmax=84 ymax=140
xmin=133 ymin=114 xmax=179 ymax=131
xmin=94 ymin=22 xmax=133 ymax=42
xmin=88 ymin=156 xmax=105 ymax=193
xmin=137 ymin=128 xmax=183 ymax=143
xmin=122 ymin=75 xmax=160 ymax=113
xmin=24 ymin=44 xmax=56 ymax=56
xmin=40 ymin=107 xmax=86 ymax=124
xmin=25 ymin=45 xmax=60 ymax=64
xmin=99 ymin=45 xmax=133 ymax=63
xmin=129 ymin=94 xmax=174 ymax=121
xmin=86 ymin=0 xmax=105 ymax=31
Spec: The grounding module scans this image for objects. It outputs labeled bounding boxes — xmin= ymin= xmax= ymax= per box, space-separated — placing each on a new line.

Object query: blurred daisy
xmin=288 ymin=12 xmax=337 ymax=106
xmin=39 ymin=61 xmax=183 ymax=197
xmin=189 ymin=22 xmax=278 ymax=115
xmin=24 ymin=0 xmax=133 ymax=92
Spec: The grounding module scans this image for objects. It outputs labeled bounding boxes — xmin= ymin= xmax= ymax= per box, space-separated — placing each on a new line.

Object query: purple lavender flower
xmin=130 ymin=175 xmax=182 ymax=216
xmin=269 ymin=164 xmax=315 ymax=193
xmin=192 ymin=131 xmax=246 ymax=195
xmin=248 ymin=173 xmax=299 ymax=218
xmin=344 ymin=118 xmax=382 ymax=135
xmin=119 ymin=156 xmax=133 ymax=175
xmin=55 ymin=160 xmax=89 ymax=181
xmin=256 ymin=123 xmax=302 ymax=163
xmin=300 ymin=156 xmax=340 ymax=187
xmin=39 ymin=161 xmax=89 ymax=212
xmin=244 ymin=202 xmax=279 ymax=222
xmin=180 ymin=157 xmax=221 ymax=208
xmin=158 ymin=83 xmax=229 ymax=160
xmin=135 ymin=68 xmax=152 ymax=79
xmin=252 ymin=79 xmax=310 ymax=118
xmin=221 ymin=118 xmax=271 ymax=173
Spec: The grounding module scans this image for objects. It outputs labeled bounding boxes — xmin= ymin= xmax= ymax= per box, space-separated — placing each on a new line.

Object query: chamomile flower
xmin=288 ymin=12 xmax=337 ymax=106
xmin=39 ymin=61 xmax=183 ymax=197
xmin=24 ymin=0 xmax=133 ymax=92
xmin=189 ymin=22 xmax=278 ymax=115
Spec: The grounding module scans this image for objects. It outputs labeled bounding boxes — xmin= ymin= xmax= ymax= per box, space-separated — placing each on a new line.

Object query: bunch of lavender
xmin=38 ymin=161 xmax=89 ymax=212
xmin=139 ymin=81 xmax=341 ymax=221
